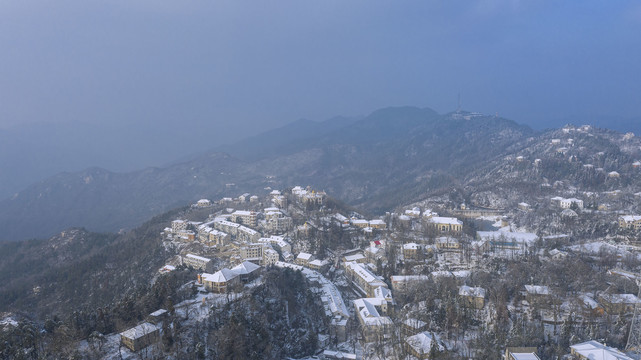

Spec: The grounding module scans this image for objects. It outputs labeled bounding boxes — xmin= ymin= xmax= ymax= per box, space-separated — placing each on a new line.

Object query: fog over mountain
xmin=0 ymin=106 xmax=534 ymax=241
xmin=1 ymin=1 xmax=640 ymax=202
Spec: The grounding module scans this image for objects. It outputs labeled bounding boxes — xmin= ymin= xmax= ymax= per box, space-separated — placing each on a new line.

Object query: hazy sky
xmin=1 ymin=1 xmax=640 ymax=137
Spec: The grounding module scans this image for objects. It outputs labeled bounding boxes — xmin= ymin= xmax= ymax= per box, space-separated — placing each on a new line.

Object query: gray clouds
xmin=0 ymin=0 xmax=640 ymax=136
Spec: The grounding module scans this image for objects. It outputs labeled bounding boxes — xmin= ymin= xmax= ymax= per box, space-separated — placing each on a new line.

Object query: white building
xmin=197 ymin=223 xmax=230 ymax=246
xmin=345 ymin=261 xmax=388 ymax=297
xmin=428 ymin=217 xmax=463 ymax=233
xmin=182 ymin=254 xmax=214 ymax=272
xmin=171 ymin=220 xmax=188 ymax=233
xmin=257 ymin=235 xmax=292 ymax=253
xmin=353 ymin=297 xmax=393 ymax=343
xmin=264 ymin=210 xmax=293 ymax=233
xmin=570 ymin=340 xmax=632 ymax=360
xmin=551 ymin=196 xmax=583 ymax=209
xmin=405 ymin=332 xmax=443 ymax=359
xmin=296 ymin=252 xmax=314 ymax=267
xmin=239 ymin=243 xmax=279 ymax=266
xmin=231 ymin=210 xmax=257 ymax=228
xmin=195 ymin=199 xmax=211 ymax=207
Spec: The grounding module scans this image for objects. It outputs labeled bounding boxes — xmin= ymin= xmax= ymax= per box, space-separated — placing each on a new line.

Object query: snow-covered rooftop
xmin=600 ymin=293 xmax=641 ymax=304
xmin=403 ymin=318 xmax=427 ymax=329
xmin=149 ymin=309 xmax=167 ymax=317
xmin=185 ymin=254 xmax=211 ymax=263
xmin=403 ymin=242 xmax=420 ymax=250
xmin=510 ymin=353 xmax=540 ymax=360
xmin=570 ymin=340 xmax=632 ymax=360
xmin=459 ymin=285 xmax=486 ymax=298
xmin=344 ymin=253 xmax=365 ymax=262
xmin=524 ymin=285 xmax=550 ymax=295
xmin=119 ymin=322 xmax=158 ymax=340
xmin=429 ymin=216 xmax=462 ymax=225
xmin=353 ymin=298 xmax=393 ymax=326
xmin=203 ymin=268 xmax=239 ymax=283
xmin=309 ymin=259 xmax=328 ymax=267
xmin=405 ymin=332 xmax=443 ymax=355
xmin=621 ymin=215 xmax=641 ymax=222
xmin=477 ymin=230 xmax=538 ymax=245
xmin=231 ymin=261 xmax=261 ymax=275
xmin=346 ymin=262 xmax=384 ymax=285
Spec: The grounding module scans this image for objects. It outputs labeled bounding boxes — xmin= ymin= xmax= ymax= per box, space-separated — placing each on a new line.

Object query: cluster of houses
xmin=118 ymin=179 xmax=641 ymax=359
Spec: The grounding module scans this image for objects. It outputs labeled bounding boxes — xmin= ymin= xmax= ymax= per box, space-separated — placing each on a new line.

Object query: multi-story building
xmin=435 ymin=237 xmax=461 ymax=251
xmin=195 ymin=199 xmax=211 ymax=207
xmin=200 ymin=268 xmax=241 ymax=293
xmin=365 ymin=241 xmax=385 ymax=264
xmin=598 ymin=293 xmax=641 ymax=314
xmin=308 ymin=259 xmax=329 ymax=271
xmin=197 ymin=224 xmax=230 ymax=246
xmin=273 ymin=195 xmax=288 ymax=208
xmin=550 ymin=196 xmax=583 ymax=209
xmin=237 ymin=225 xmax=261 ymax=242
xmin=402 ymin=318 xmax=427 ymax=337
xmin=353 ymin=297 xmax=393 ymax=343
xmin=240 ymin=243 xmax=279 ymax=266
xmin=182 ymin=254 xmax=214 ymax=272
xmin=240 ymin=243 xmax=264 ymax=263
xmin=405 ymin=332 xmax=444 ymax=359
xmin=428 ymin=217 xmax=463 ymax=233
xmin=213 ymin=219 xmax=241 ymax=236
xmin=231 ymin=261 xmax=261 ymax=282
xmin=619 ymin=215 xmax=641 ymax=230
xmin=120 ymin=322 xmax=160 ymax=352
xmin=231 ymin=210 xmax=257 ymax=228
xmin=458 ymin=285 xmax=486 ymax=309
xmin=369 ymin=219 xmax=386 ymax=230
xmin=206 ymin=229 xmax=229 ymax=246
xmin=350 ymin=219 xmax=369 ymax=228
xmin=524 ymin=285 xmax=551 ymax=306
xmin=176 ymin=230 xmax=196 ymax=241
xmin=296 ymin=252 xmax=314 ymax=267
xmin=345 ymin=261 xmax=388 ymax=297
xmin=403 ymin=243 xmax=422 ymax=260
xmin=199 ymin=261 xmax=261 ymax=293
xmin=257 ymin=235 xmax=292 ymax=253
xmin=292 ymin=185 xmax=325 ymax=205
xmin=476 ymin=231 xmax=538 ymax=253
xmin=264 ymin=210 xmax=293 ymax=233
xmin=405 ymin=207 xmax=421 ymax=218
xmin=262 ymin=246 xmax=279 ymax=266
xmin=171 ymin=219 xmax=188 ymax=233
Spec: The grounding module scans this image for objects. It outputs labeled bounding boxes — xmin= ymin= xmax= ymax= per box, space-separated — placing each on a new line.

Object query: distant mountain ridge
xmin=1 ymin=106 xmax=536 ymax=241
